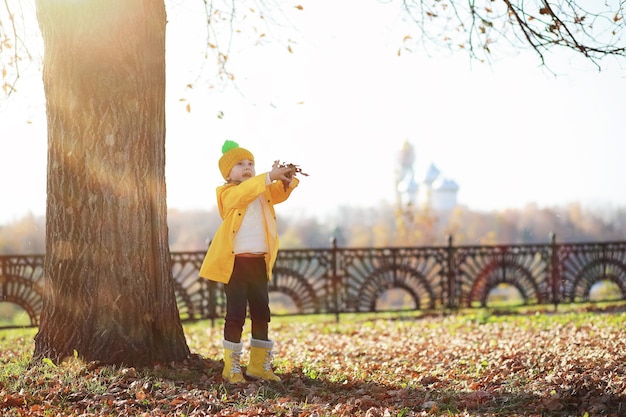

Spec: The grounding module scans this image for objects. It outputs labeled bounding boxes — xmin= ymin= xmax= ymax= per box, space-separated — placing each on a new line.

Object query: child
xmin=199 ymin=140 xmax=300 ymax=383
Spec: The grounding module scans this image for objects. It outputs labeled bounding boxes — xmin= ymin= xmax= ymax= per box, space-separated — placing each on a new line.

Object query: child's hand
xmin=271 ymin=161 xmax=307 ymax=190
xmin=269 ymin=160 xmax=295 ymax=183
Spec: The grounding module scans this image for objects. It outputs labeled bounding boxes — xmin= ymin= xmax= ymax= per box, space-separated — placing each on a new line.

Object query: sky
xmin=1 ymin=0 xmax=625 ymax=225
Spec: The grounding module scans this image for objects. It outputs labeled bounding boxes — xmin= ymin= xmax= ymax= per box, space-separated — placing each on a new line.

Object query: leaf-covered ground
xmin=1 ymin=305 xmax=625 ymax=416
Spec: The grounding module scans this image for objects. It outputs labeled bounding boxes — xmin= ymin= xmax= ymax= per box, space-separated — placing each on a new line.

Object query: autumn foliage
xmin=2 ymin=203 xmax=625 ymax=255
xmin=1 ymin=305 xmax=625 ymax=416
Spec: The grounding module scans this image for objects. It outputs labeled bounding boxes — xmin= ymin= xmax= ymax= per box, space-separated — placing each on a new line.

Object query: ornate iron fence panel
xmin=454 ymin=244 xmax=553 ymax=307
xmin=339 ymin=246 xmax=448 ymax=312
xmin=1 ymin=238 xmax=625 ymax=328
xmin=0 ymin=255 xmax=46 ymax=327
xmin=270 ymin=248 xmax=334 ymax=314
xmin=169 ymin=251 xmax=217 ymax=321
xmin=557 ymin=241 xmax=626 ymax=302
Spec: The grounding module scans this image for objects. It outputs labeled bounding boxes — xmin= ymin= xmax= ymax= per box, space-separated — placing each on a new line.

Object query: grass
xmin=1 ymin=302 xmax=625 ymax=416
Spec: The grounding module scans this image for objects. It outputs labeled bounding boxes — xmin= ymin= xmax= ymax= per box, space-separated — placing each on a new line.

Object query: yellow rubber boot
xmin=246 ymin=338 xmax=280 ymax=381
xmin=222 ymin=340 xmax=245 ymax=384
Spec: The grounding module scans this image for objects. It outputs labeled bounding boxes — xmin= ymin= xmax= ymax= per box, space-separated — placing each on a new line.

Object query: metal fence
xmin=1 ymin=235 xmax=625 ymax=328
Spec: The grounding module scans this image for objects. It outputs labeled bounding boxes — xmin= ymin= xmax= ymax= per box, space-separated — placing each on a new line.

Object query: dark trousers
xmin=223 ymin=256 xmax=270 ymax=343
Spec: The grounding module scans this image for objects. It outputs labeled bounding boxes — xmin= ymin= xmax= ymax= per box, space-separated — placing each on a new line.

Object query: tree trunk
xmin=33 ymin=0 xmax=190 ymax=366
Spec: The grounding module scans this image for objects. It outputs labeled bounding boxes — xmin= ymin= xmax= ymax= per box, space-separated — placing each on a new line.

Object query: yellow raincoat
xmin=199 ymin=173 xmax=299 ymax=284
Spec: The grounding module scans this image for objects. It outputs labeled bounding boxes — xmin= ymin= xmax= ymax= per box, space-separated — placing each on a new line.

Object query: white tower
xmin=394 ymin=141 xmax=418 ymax=207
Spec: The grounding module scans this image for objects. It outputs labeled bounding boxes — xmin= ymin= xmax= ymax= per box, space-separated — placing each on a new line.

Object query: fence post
xmin=550 ymin=232 xmax=559 ymax=311
xmin=330 ymin=236 xmax=340 ymax=323
xmin=446 ymin=235 xmax=455 ymax=309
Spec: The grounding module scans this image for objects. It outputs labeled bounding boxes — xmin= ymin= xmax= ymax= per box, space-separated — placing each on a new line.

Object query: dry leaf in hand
xmin=278 ymin=162 xmax=308 ymax=190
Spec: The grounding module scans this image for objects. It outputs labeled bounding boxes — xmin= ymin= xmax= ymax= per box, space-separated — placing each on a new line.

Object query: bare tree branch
xmin=399 ymin=0 xmax=626 ymax=69
xmin=1 ymin=0 xmax=21 ymax=95
xmin=2 ymin=0 xmax=625 ymax=100
xmin=1 ymin=0 xmax=35 ymax=98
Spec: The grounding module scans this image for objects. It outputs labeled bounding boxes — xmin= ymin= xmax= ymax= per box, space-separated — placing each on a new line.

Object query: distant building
xmin=430 ymin=176 xmax=460 ymax=212
xmin=395 ymin=141 xmax=459 ymax=212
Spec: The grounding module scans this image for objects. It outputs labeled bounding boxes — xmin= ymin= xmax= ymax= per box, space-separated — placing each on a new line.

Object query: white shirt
xmin=233 ymin=196 xmax=268 ymax=254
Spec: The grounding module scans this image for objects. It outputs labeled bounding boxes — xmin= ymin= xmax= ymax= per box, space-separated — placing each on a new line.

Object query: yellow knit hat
xmin=219 ymin=140 xmax=254 ymax=180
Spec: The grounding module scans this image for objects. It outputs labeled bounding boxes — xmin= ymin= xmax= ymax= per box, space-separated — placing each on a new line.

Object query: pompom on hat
xmin=219 ymin=140 xmax=254 ymax=180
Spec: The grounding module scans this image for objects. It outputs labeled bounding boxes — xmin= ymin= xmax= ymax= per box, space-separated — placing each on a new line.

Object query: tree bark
xmin=33 ymin=0 xmax=190 ymax=366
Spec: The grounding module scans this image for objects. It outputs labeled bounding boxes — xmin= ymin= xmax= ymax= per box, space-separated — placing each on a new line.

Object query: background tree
xmin=32 ymin=0 xmax=189 ymax=366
